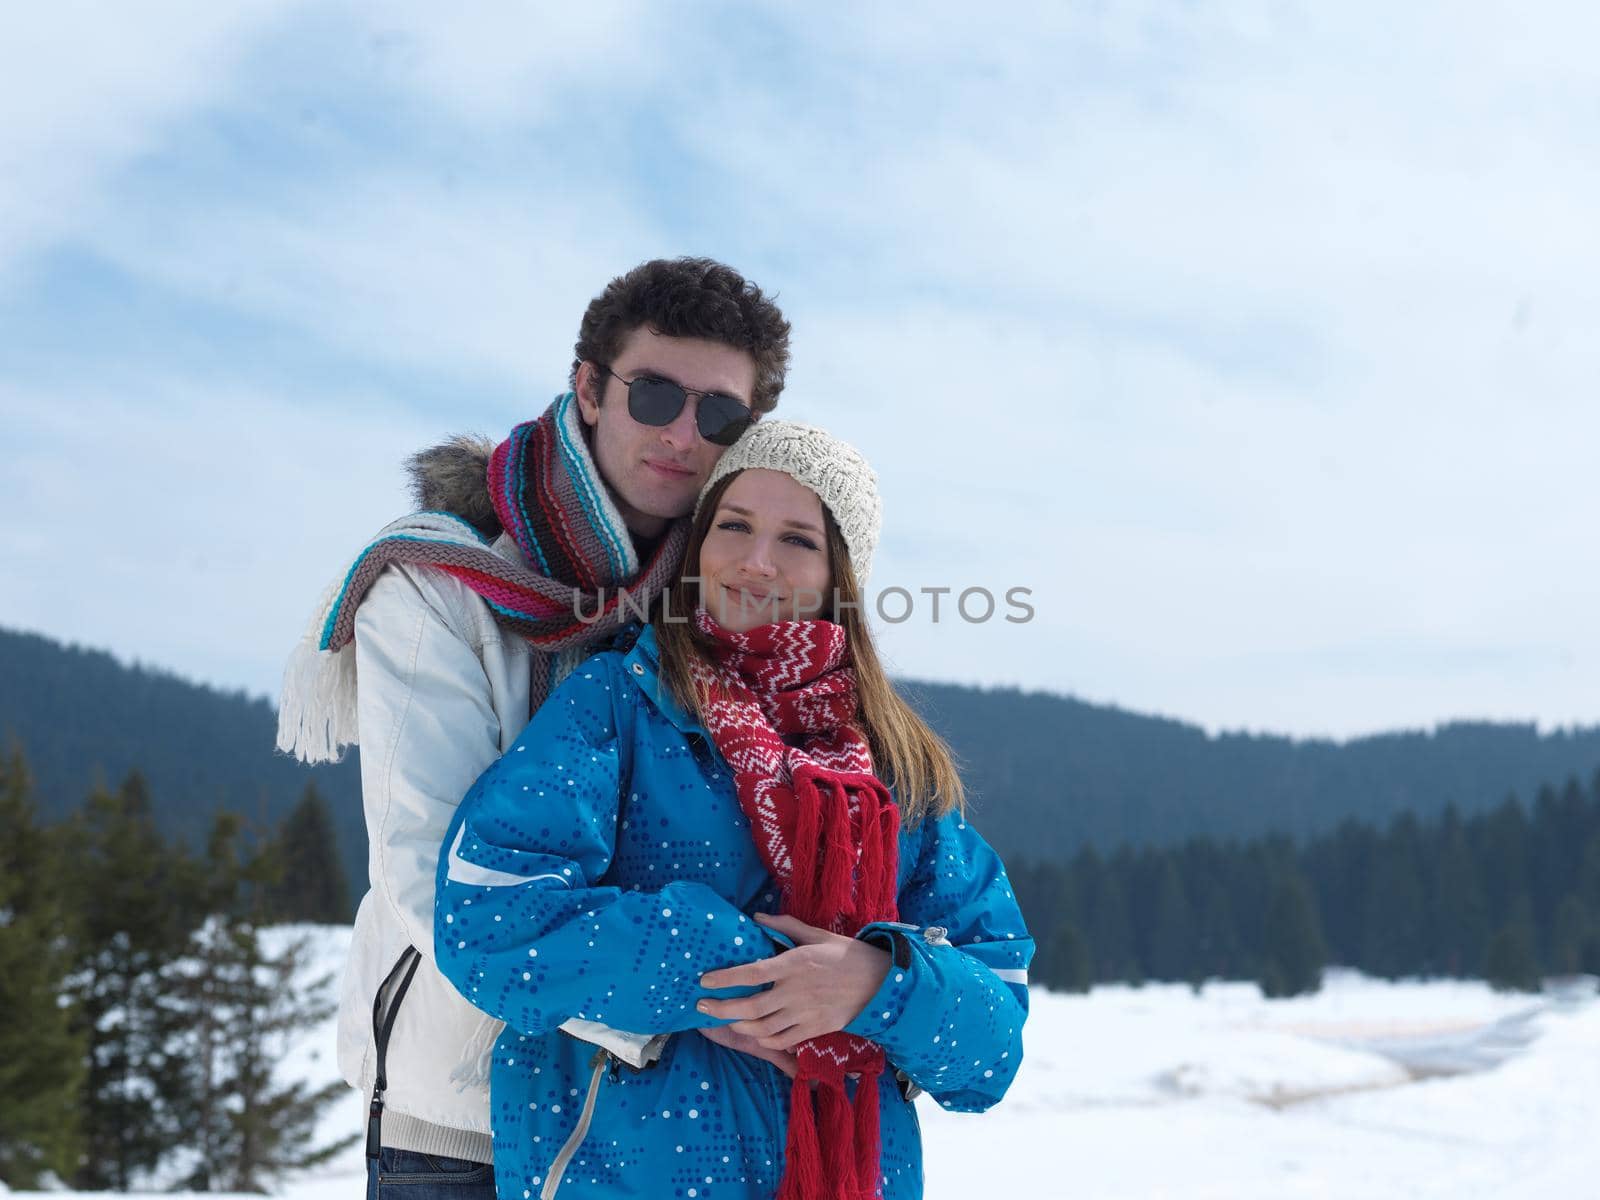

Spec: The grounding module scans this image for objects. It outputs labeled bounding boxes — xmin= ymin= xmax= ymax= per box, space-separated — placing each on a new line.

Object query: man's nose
xmin=660 ymin=398 xmax=700 ymax=452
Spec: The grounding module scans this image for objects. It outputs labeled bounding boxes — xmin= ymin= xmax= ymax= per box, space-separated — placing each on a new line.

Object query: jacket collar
xmin=622 ymin=625 xmax=706 ymax=737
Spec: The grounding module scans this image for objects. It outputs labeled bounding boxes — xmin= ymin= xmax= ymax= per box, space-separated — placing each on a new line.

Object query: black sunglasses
xmin=601 ymin=366 xmax=754 ymax=447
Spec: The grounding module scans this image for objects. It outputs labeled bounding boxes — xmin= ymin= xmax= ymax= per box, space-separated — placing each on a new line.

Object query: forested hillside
xmin=1 ymin=628 xmax=365 ymax=908
xmin=904 ymin=680 xmax=1600 ymax=858
xmin=1010 ymin=772 xmax=1600 ymax=995
xmin=6 ymin=625 xmax=1599 ymax=922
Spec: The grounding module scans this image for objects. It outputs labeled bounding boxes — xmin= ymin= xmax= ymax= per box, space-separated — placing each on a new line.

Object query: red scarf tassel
xmin=777 ymin=1074 xmax=826 ymax=1200
xmin=852 ymin=1066 xmax=883 ymax=1200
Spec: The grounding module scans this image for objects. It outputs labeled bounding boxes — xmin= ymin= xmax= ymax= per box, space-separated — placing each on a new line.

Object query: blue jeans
xmin=367 ymin=1148 xmax=496 ymax=1200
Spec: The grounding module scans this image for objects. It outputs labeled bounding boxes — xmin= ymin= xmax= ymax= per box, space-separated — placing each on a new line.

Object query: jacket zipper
xmin=540 ymin=1048 xmax=612 ymax=1200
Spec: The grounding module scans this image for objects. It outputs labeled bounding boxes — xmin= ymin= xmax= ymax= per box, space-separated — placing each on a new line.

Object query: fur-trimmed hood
xmin=405 ymin=434 xmax=501 ymax=540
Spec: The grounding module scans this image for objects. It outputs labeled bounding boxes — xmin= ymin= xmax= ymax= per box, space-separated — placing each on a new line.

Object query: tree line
xmin=907 ymin=676 xmax=1600 ymax=860
xmin=1009 ymin=771 xmax=1600 ymax=997
xmin=0 ymin=747 xmax=352 ymax=1191
xmin=1 ymin=627 xmax=368 ymax=914
xmin=10 ymin=625 xmax=1600 ymax=919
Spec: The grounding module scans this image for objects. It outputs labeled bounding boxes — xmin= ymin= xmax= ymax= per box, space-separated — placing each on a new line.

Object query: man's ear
xmin=574 ymin=362 xmax=605 ymax=428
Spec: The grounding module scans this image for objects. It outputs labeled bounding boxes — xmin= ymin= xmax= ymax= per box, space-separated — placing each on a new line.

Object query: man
xmin=276 ymin=258 xmax=791 ymax=1198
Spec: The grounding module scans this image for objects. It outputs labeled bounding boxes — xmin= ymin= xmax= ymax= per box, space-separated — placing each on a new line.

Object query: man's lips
xmin=644 ymin=459 xmax=694 ymax=479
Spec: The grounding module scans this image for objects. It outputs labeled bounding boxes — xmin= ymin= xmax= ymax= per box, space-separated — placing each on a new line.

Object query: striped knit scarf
xmin=277 ymin=392 xmax=688 ymax=763
xmin=688 ymin=609 xmax=901 ymax=1200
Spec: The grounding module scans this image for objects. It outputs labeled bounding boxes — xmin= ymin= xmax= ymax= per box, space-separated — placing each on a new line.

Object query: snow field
xmin=11 ymin=928 xmax=1595 ymax=1200
xmin=921 ymin=973 xmax=1598 ymax=1198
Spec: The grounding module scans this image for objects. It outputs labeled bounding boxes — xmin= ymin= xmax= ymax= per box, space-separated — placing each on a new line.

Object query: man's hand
xmin=696 ymin=1023 xmax=799 ymax=1078
xmin=697 ymin=913 xmax=891 ymax=1051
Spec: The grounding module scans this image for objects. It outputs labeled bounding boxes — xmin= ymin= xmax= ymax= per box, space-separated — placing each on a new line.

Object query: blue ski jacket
xmin=435 ymin=625 xmax=1033 ymax=1199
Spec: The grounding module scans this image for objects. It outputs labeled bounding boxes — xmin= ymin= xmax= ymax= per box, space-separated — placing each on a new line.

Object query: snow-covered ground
xmin=923 ymin=973 xmax=1599 ymax=1198
xmin=11 ymin=925 xmax=1598 ymax=1199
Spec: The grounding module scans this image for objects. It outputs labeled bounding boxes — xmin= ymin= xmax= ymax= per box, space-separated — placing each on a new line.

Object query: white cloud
xmin=0 ymin=1 xmax=297 ymax=276
xmin=350 ymin=1 xmax=664 ymax=125
xmin=2 ymin=1 xmax=1597 ymax=736
xmin=0 ymin=376 xmax=434 ymax=698
xmin=83 ymin=176 xmax=667 ymax=394
xmin=787 ymin=295 xmax=1599 ymax=736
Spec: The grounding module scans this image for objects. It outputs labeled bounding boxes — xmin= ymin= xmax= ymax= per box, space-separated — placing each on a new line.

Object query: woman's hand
xmin=696 ymin=913 xmax=891 ymax=1051
xmin=696 ymin=1023 xmax=799 ymax=1078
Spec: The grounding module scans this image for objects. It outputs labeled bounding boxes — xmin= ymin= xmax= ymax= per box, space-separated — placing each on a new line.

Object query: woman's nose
xmin=737 ymin=541 xmax=779 ymax=578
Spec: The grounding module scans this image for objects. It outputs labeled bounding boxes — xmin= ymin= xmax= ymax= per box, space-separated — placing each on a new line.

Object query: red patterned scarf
xmin=688 ymin=609 xmax=901 ymax=1200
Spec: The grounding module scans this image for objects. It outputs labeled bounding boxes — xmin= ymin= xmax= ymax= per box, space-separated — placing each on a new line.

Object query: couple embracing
xmin=279 ymin=258 xmax=1033 ymax=1200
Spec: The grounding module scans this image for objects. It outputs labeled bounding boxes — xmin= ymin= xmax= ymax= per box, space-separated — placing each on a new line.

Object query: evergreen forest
xmin=7 ymin=625 xmax=1600 ymax=922
xmin=0 ymin=751 xmax=351 ymax=1190
xmin=1011 ymin=772 xmax=1600 ymax=998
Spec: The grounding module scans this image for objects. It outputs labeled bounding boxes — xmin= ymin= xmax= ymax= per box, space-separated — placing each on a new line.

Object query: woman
xmin=435 ymin=422 xmax=1032 ymax=1200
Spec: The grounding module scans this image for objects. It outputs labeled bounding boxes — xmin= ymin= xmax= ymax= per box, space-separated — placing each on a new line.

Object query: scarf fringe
xmin=274 ymin=401 xmax=681 ymax=765
xmin=851 ymin=1067 xmax=882 ymax=1199
xmin=857 ymin=793 xmax=901 ymax=925
xmin=778 ymin=1074 xmax=826 ymax=1200
xmin=275 ymin=512 xmax=493 ymax=763
xmin=816 ymin=1077 xmax=855 ymax=1197
xmin=818 ymin=778 xmax=855 ymax=927
xmin=790 ymin=776 xmax=822 ymax=918
xmin=447 ymin=1013 xmax=507 ymax=1092
xmin=786 ymin=1071 xmax=880 ymax=1200
xmin=275 ymin=579 xmax=359 ymax=764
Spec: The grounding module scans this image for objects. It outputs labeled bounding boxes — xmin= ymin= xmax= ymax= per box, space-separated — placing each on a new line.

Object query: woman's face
xmin=697 ymin=469 xmax=834 ymax=632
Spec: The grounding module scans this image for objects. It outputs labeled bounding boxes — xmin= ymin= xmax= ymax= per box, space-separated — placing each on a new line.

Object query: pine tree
xmin=1047 ymin=922 xmax=1094 ymax=993
xmin=1192 ymin=874 xmax=1243 ymax=983
xmin=167 ymin=812 xmax=355 ymax=1191
xmin=1360 ymin=816 xmax=1428 ymax=978
xmin=1258 ymin=869 xmax=1326 ymax=998
xmin=67 ymin=771 xmax=195 ymax=1190
xmin=1146 ymin=858 xmax=1193 ymax=981
xmin=1483 ymin=900 xmax=1541 ymax=993
xmin=1430 ymin=806 xmax=1489 ymax=976
xmin=1548 ymin=894 xmax=1594 ymax=977
xmin=1082 ymin=849 xmax=1138 ymax=984
xmin=1577 ymin=832 xmax=1600 ymax=975
xmin=1230 ymin=842 xmax=1278 ymax=980
xmin=0 ymin=747 xmax=85 ymax=1186
xmin=1006 ymin=859 xmax=1066 ymax=953
xmin=167 ymin=813 xmax=254 ymax=1191
xmin=219 ymin=929 xmax=355 ymax=1191
xmin=1476 ymin=795 xmax=1531 ymax=927
xmin=265 ymin=784 xmax=351 ymax=924
xmin=1305 ymin=819 xmax=1376 ymax=967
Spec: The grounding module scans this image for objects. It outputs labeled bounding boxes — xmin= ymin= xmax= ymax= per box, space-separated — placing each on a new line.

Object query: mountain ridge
xmin=6 ymin=623 xmax=1598 ymax=916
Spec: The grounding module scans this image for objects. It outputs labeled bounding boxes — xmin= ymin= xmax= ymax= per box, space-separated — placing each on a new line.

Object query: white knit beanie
xmin=695 ymin=420 xmax=882 ymax=586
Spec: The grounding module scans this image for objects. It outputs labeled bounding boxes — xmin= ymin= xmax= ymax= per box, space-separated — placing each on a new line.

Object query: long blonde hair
xmin=652 ymin=472 xmax=965 ymax=826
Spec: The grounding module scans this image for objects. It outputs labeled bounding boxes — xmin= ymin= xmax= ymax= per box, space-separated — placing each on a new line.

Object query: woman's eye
xmin=715 ymin=520 xmax=750 ymax=533
xmin=784 ymin=535 xmax=820 ymax=551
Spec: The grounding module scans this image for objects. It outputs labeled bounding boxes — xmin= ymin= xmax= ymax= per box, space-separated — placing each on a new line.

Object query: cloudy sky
xmin=2 ymin=2 xmax=1595 ymax=739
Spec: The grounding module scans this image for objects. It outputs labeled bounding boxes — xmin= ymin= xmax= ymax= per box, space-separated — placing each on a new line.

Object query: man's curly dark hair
xmin=571 ymin=257 xmax=792 ymax=415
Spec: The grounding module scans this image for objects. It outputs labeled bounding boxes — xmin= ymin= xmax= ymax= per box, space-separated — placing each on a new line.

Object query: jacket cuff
xmin=558 ymin=1019 xmax=670 ymax=1069
xmin=841 ymin=921 xmax=931 ymax=1041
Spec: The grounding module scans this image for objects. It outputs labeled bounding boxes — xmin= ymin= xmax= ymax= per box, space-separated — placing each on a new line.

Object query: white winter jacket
xmin=340 ymin=543 xmax=537 ymax=1160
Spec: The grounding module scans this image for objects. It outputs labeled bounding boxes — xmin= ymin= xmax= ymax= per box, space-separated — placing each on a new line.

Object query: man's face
xmin=576 ymin=327 xmax=758 ymax=539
